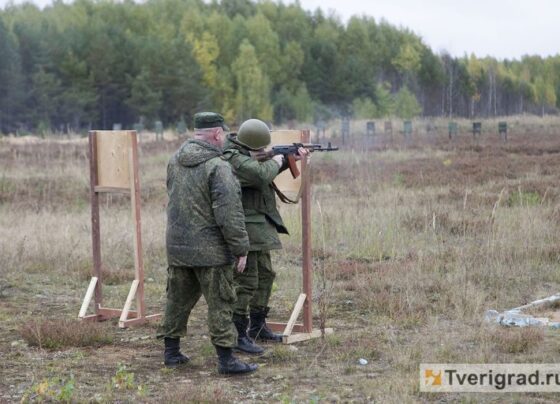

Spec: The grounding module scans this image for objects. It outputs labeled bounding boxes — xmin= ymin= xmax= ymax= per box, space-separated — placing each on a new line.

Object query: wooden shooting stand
xmin=266 ymin=129 xmax=334 ymax=344
xmin=78 ymin=130 xmax=161 ymax=328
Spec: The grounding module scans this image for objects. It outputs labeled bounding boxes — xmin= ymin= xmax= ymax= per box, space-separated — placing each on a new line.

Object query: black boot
xmin=164 ymin=337 xmax=190 ymax=367
xmin=216 ymin=346 xmax=258 ymax=375
xmin=232 ymin=313 xmax=264 ymax=354
xmin=249 ymin=307 xmax=283 ymax=342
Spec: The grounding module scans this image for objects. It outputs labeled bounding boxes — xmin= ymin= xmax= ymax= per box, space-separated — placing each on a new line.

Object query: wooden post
xmin=301 ymin=129 xmax=313 ymax=333
xmin=129 ymin=134 xmax=145 ymax=319
xmin=89 ymin=132 xmax=103 ymax=312
xmin=264 ymin=128 xmax=333 ymax=343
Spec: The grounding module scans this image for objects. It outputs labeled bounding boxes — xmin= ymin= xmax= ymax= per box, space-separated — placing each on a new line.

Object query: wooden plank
xmin=80 ymin=308 xmax=136 ymax=322
xmin=266 ymin=322 xmax=304 ymax=333
xmin=513 ymin=294 xmax=560 ymax=312
xmin=119 ymin=279 xmax=139 ymax=325
xmin=283 ymin=328 xmax=334 ymax=344
xmin=129 ymin=132 xmax=146 ymax=318
xmin=120 ymin=313 xmax=161 ymax=328
xmin=120 ymin=317 xmax=146 ymax=327
xmin=94 ymin=186 xmax=131 ymax=194
xmin=80 ymin=314 xmax=102 ymax=322
xmin=97 ymin=308 xmax=137 ymax=318
xmin=301 ymin=129 xmax=313 ymax=333
xmin=95 ymin=131 xmax=132 ymax=189
xmin=284 ymin=293 xmax=306 ymax=336
xmin=89 ymin=131 xmax=103 ymax=308
xmin=78 ymin=277 xmax=98 ymax=318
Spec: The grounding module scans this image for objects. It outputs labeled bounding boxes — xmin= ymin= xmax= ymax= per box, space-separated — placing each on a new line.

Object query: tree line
xmin=0 ymin=0 xmax=559 ymax=134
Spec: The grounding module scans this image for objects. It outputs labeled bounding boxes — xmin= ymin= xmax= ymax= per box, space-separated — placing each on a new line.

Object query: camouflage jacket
xmin=223 ymin=137 xmax=288 ymax=252
xmin=166 ymin=139 xmax=249 ymax=267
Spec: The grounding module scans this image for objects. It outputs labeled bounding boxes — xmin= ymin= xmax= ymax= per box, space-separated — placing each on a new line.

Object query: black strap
xmin=272 ymin=182 xmax=299 ymax=204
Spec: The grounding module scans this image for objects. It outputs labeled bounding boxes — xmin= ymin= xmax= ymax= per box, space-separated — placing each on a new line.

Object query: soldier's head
xmin=236 ymin=119 xmax=271 ymax=151
xmin=193 ymin=112 xmax=229 ymax=147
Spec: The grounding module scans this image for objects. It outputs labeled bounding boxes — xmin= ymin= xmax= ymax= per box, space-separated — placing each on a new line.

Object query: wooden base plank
xmin=82 ymin=308 xmax=160 ymax=328
xmin=119 ymin=313 xmax=161 ymax=328
xmin=266 ymin=322 xmax=305 ymax=333
xmin=283 ymin=328 xmax=334 ymax=344
xmin=80 ymin=314 xmax=103 ymax=322
xmin=98 ymin=308 xmax=137 ymax=318
xmin=80 ymin=307 xmax=139 ymax=322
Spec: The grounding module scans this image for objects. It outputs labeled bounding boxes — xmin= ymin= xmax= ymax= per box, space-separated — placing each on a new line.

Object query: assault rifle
xmin=252 ymin=142 xmax=338 ymax=178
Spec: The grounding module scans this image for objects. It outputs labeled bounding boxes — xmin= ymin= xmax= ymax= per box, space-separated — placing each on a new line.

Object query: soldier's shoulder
xmin=223 ymin=149 xmax=251 ymax=166
xmin=206 ymin=155 xmax=235 ymax=174
xmin=221 ymin=148 xmax=240 ymax=161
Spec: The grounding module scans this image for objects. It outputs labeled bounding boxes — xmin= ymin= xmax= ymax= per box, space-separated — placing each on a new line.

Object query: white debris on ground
xmin=485 ymin=293 xmax=560 ymax=329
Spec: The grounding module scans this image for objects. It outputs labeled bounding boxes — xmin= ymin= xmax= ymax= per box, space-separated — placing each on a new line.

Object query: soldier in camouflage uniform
xmin=223 ymin=119 xmax=307 ymax=354
xmin=157 ymin=112 xmax=257 ymax=375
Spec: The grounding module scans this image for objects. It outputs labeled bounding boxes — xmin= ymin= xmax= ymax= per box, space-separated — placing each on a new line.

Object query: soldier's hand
xmin=236 ymin=255 xmax=248 ymax=273
xmin=293 ymin=147 xmax=309 ymax=161
xmin=272 ymin=154 xmax=284 ymax=167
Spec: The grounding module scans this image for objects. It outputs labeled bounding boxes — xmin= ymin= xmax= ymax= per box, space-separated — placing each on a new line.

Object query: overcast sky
xmin=292 ymin=0 xmax=558 ymax=60
xmin=0 ymin=0 xmax=557 ymax=60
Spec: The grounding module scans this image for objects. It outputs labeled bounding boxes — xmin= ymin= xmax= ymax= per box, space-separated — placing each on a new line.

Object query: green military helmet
xmin=236 ymin=119 xmax=271 ymax=150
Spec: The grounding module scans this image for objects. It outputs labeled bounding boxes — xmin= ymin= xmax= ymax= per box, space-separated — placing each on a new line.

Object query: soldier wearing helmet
xmin=223 ymin=118 xmax=307 ymax=354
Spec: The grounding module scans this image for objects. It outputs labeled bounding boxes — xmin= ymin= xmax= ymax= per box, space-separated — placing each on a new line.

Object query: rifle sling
xmin=272 ymin=182 xmax=299 ymax=204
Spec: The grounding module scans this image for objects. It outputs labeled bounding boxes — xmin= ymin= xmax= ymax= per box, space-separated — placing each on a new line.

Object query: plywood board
xmin=270 ymin=130 xmax=303 ymax=199
xmin=95 ymin=131 xmax=132 ymax=189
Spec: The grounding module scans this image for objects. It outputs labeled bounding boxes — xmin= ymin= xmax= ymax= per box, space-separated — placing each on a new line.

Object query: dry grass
xmin=487 ymin=327 xmax=545 ymax=354
xmin=160 ymin=382 xmax=233 ymax=403
xmin=20 ymin=318 xmax=113 ymax=350
xmin=3 ymin=122 xmax=560 ymax=402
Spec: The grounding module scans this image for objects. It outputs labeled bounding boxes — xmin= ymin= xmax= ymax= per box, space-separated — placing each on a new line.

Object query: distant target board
xmin=95 ymin=131 xmax=132 ymax=191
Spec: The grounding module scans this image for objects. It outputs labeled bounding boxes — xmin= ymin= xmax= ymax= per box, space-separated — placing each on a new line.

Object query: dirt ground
xmin=3 ymin=126 xmax=560 ymax=402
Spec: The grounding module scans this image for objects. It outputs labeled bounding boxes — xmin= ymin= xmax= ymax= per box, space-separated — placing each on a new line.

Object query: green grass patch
xmin=507 ymin=190 xmax=541 ymax=207
xmin=22 ymin=375 xmax=76 ymax=403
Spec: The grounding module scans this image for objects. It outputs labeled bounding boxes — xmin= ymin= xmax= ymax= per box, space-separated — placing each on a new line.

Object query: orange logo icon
xmin=425 ymin=369 xmax=442 ymax=386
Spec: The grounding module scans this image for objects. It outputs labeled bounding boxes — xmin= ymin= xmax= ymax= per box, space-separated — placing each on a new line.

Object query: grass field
xmin=3 ymin=119 xmax=560 ymax=402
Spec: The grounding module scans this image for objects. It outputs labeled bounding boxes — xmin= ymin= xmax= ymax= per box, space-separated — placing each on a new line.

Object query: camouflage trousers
xmin=232 ymin=250 xmax=276 ymax=316
xmin=157 ymin=265 xmax=238 ymax=348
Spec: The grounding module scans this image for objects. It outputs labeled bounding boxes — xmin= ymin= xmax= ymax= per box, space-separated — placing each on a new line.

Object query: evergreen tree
xmin=0 ymin=16 xmax=24 ymax=133
xmin=0 ymin=0 xmax=559 ymax=133
xmin=232 ymin=39 xmax=272 ymax=122
xmin=394 ymin=86 xmax=421 ymax=119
